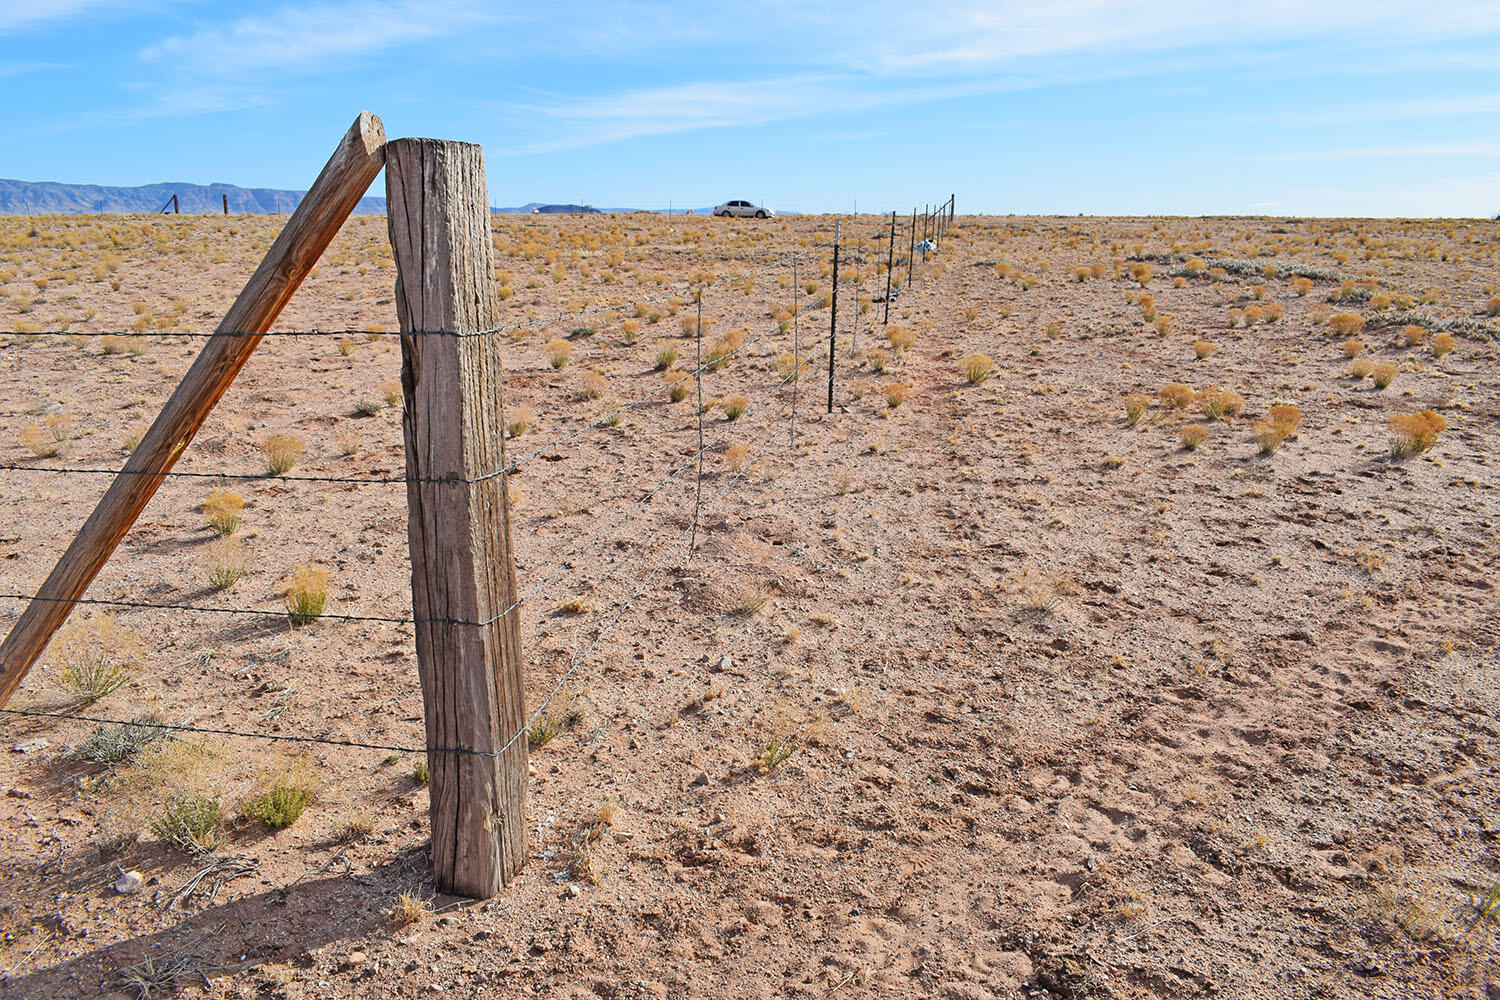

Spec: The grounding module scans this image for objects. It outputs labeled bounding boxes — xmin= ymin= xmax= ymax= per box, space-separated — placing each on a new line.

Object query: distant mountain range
xmin=0 ymin=178 xmax=714 ymax=216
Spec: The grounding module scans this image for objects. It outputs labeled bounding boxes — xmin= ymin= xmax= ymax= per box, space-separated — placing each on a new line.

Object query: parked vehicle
xmin=714 ymin=200 xmax=772 ymax=218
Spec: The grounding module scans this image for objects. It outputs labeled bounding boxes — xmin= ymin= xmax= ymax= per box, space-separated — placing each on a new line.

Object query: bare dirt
xmin=0 ymin=211 xmax=1497 ymax=999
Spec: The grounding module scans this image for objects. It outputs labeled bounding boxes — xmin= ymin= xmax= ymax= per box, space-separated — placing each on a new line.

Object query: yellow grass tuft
xmin=1157 ymin=383 xmax=1196 ymax=409
xmin=1388 ymin=410 xmax=1447 ymax=459
xmin=260 ymin=434 xmax=305 ymax=475
xmin=285 ymin=565 xmax=330 ymax=626
xmin=202 ymin=490 xmax=244 ymax=535
xmin=962 ymin=353 xmax=994 ymax=384
xmin=1180 ymin=424 xmax=1209 ymax=450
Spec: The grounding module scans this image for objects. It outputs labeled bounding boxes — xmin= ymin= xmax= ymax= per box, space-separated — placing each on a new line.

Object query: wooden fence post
xmin=0 ymin=111 xmax=385 ymax=709
xmin=385 ymin=138 xmax=527 ymax=899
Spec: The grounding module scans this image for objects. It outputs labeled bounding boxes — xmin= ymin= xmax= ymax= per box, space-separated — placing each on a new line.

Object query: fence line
xmin=0 ymin=358 xmax=837 ymax=763
xmin=0 ymin=284 xmax=847 ymax=631
xmin=0 ymin=282 xmax=854 ymax=489
xmin=0 ymin=199 xmax=952 ymax=895
xmin=0 ymin=241 xmax=837 ymax=346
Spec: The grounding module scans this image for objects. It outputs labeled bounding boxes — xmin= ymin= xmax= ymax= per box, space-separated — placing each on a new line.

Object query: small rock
xmin=12 ymin=739 xmax=48 ymax=754
xmin=437 ymin=915 xmax=456 ymax=927
xmin=345 ymin=951 xmax=368 ymax=967
xmin=1352 ymin=954 xmax=1384 ymax=977
xmin=566 ymin=884 xmax=583 ymax=898
xmin=112 ymin=871 xmax=143 ymax=895
xmin=688 ymin=771 xmax=709 ymax=788
xmin=714 ymin=654 xmax=732 ymax=672
xmin=5 ymin=788 xmax=31 ymax=799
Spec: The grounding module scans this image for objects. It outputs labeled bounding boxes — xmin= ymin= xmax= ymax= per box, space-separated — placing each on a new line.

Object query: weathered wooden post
xmin=0 ymin=111 xmax=385 ymax=708
xmin=385 ymin=138 xmax=528 ymax=898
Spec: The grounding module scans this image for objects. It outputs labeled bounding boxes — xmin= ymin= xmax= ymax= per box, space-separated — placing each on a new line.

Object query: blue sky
xmin=3 ymin=1 xmax=1499 ymax=216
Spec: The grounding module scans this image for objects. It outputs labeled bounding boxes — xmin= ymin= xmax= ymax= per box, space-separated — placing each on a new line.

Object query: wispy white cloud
xmin=1267 ymin=142 xmax=1500 ymax=161
xmin=495 ymin=74 xmax=1005 ymax=154
xmin=140 ymin=0 xmax=496 ymax=76
xmin=492 ymin=0 xmax=1500 ymax=154
xmin=0 ymin=60 xmax=65 ymax=78
xmin=0 ymin=0 xmax=114 ymax=35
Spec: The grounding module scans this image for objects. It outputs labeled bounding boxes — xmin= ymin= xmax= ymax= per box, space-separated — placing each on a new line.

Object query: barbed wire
xmin=0 ymin=240 xmax=835 ymax=345
xmin=0 ymin=363 xmax=829 ymax=761
xmin=0 ymin=216 xmax=928 ymax=766
xmin=0 ymin=332 xmax=821 ymax=631
xmin=0 ymin=279 xmax=851 ymax=487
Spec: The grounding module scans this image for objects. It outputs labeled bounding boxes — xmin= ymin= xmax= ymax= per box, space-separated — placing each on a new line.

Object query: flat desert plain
xmin=0 ymin=211 xmax=1497 ymax=999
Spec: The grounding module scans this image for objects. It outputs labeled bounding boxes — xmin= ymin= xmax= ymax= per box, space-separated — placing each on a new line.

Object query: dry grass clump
xmin=1192 ymin=339 xmax=1216 ymax=360
xmin=680 ymin=314 xmax=712 ymax=337
xmin=1388 ymin=410 xmax=1447 ymax=459
xmin=1328 ymin=312 xmax=1366 ymax=337
xmin=1349 ymin=357 xmax=1375 ymax=379
xmin=19 ymin=414 xmax=71 ymax=457
xmin=151 ymin=792 xmax=221 ymax=853
xmin=202 ymin=489 xmax=244 ymax=535
xmin=546 ymin=337 xmax=573 ymax=369
xmin=654 ymin=347 xmax=678 ymax=370
xmin=868 ymin=348 xmax=891 ymax=373
xmin=1486 ymin=296 xmax=1500 ymax=316
xmin=1124 ymin=393 xmax=1151 ymax=426
xmin=723 ymin=394 xmax=749 ymax=421
xmin=1372 ymin=362 xmax=1398 ymax=390
xmin=962 ymin=353 xmax=994 ymax=384
xmin=1401 ymin=325 xmax=1427 ymax=347
xmin=886 ymin=325 xmax=916 ymax=354
xmin=1292 ymin=276 xmax=1314 ymax=296
xmin=581 ymin=371 xmax=607 ymax=400
xmin=382 ymin=379 xmax=402 ymax=408
xmin=705 ymin=328 xmax=746 ymax=370
xmin=1251 ymin=421 xmax=1286 ymax=455
xmin=51 ymin=614 xmax=139 ymax=702
xmin=284 ymin=564 xmax=330 ymax=626
xmin=1198 ymin=386 xmax=1244 ymax=421
xmin=260 ymin=434 xmax=305 ymax=475
xmin=1267 ymin=404 xmax=1302 ymax=439
xmin=1430 ymin=332 xmax=1456 ymax=358
xmin=883 ymin=383 xmax=911 ymax=409
xmin=1129 ymin=262 xmax=1152 ymax=286
xmin=1158 ymin=383 xmax=1196 ymax=409
xmin=392 ymin=890 xmax=430 ymax=926
xmin=205 ymin=537 xmax=247 ymax=591
xmin=666 ymin=371 xmax=690 ymax=403
xmin=1342 ymin=338 xmax=1365 ymax=359
xmin=506 ymin=406 xmax=535 ymax=439
xmin=1180 ymin=423 xmax=1209 ymax=450
xmin=725 ymin=442 xmax=750 ymax=472
xmin=775 ymin=352 xmax=801 ymax=381
xmin=1249 ymin=405 xmax=1301 ymax=456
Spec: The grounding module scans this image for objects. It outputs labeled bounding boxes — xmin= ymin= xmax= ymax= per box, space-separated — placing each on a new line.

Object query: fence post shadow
xmin=0 ymin=849 xmax=427 ymax=997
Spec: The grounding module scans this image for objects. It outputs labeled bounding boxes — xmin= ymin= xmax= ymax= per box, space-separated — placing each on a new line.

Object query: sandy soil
xmin=0 ymin=211 xmax=1497 ymax=999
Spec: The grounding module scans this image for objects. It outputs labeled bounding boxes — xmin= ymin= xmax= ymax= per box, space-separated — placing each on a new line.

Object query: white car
xmin=714 ymin=200 xmax=772 ymax=218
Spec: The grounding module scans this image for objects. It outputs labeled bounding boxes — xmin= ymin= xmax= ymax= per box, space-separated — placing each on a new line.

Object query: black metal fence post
xmin=906 ymin=208 xmax=916 ymax=288
xmin=827 ymin=221 xmax=840 ymax=413
xmin=883 ymin=210 xmax=895 ymax=325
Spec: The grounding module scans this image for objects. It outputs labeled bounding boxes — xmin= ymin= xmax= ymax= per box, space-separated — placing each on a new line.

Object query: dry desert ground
xmin=0 ymin=210 xmax=1497 ymax=999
